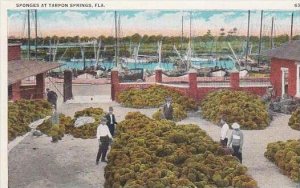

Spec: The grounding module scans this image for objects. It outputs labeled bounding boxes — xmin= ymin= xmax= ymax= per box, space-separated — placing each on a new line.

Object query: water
xmin=192 ymin=60 xmax=235 ymax=69
xmin=55 ymin=59 xmax=235 ymax=71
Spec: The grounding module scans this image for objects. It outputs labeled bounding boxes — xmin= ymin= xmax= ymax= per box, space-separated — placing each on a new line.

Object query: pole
xmin=83 ymin=56 xmax=86 ymax=70
xmin=271 ymin=17 xmax=274 ymax=49
xmin=118 ymin=14 xmax=120 ymax=64
xmin=189 ymin=12 xmax=192 ymax=46
xmin=114 ymin=11 xmax=118 ymax=67
xmin=27 ymin=10 xmax=31 ymax=60
xmin=290 ymin=12 xmax=294 ymax=41
xmin=35 ymin=10 xmax=37 ymax=60
xmin=188 ymin=12 xmax=192 ymax=70
xmin=245 ymin=10 xmax=250 ymax=66
xmin=258 ymin=10 xmax=263 ymax=65
xmin=181 ymin=15 xmax=183 ymax=50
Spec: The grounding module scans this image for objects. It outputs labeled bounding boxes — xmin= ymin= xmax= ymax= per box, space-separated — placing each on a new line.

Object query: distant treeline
xmin=9 ymin=32 xmax=300 ymax=45
xmin=9 ymin=32 xmax=300 ymax=60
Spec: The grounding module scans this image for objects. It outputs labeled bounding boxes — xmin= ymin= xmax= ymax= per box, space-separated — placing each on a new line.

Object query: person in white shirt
xmin=96 ymin=117 xmax=112 ymax=164
xmin=219 ymin=116 xmax=229 ymax=147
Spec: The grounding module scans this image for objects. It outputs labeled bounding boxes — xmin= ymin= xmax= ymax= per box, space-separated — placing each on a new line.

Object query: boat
xmin=121 ymin=43 xmax=155 ymax=64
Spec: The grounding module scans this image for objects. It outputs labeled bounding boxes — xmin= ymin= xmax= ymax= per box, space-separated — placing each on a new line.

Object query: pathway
xmin=8 ymin=84 xmax=300 ymax=188
xmin=179 ymin=112 xmax=300 ymax=188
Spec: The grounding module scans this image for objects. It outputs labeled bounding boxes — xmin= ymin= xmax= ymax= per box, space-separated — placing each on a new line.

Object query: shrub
xmin=265 ymin=139 xmax=300 ymax=182
xmin=288 ymin=108 xmax=300 ymax=130
xmin=37 ymin=114 xmax=72 ymax=142
xmin=67 ymin=107 xmax=105 ymax=139
xmin=8 ymin=99 xmax=52 ymax=141
xmin=201 ymin=90 xmax=270 ymax=130
xmin=49 ymin=124 xmax=65 ymax=142
xmin=104 ymin=112 xmax=257 ymax=188
xmin=117 ymin=85 xmax=198 ymax=111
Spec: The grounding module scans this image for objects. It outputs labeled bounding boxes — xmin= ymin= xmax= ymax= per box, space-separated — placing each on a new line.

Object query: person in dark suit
xmin=163 ymin=96 xmax=173 ymax=120
xmin=105 ymin=107 xmax=117 ymax=136
xmin=46 ymin=88 xmax=58 ymax=109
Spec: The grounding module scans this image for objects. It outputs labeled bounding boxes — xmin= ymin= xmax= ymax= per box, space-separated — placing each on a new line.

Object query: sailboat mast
xmin=118 ymin=14 xmax=121 ymax=58
xmin=35 ymin=10 xmax=37 ymax=60
xmin=189 ymin=12 xmax=192 ymax=45
xmin=27 ymin=10 xmax=31 ymax=60
xmin=188 ymin=12 xmax=192 ymax=70
xmin=245 ymin=10 xmax=250 ymax=65
xmin=290 ymin=12 xmax=294 ymax=41
xmin=270 ymin=17 xmax=274 ymax=49
xmin=258 ymin=10 xmax=263 ymax=66
xmin=114 ymin=11 xmax=118 ymax=67
xmin=181 ymin=15 xmax=183 ymax=50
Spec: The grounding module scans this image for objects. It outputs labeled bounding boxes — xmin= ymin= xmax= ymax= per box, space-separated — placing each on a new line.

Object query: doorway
xmin=281 ymin=67 xmax=289 ymax=98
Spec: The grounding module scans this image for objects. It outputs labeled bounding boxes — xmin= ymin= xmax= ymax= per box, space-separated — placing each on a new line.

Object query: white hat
xmin=232 ymin=122 xmax=240 ymax=129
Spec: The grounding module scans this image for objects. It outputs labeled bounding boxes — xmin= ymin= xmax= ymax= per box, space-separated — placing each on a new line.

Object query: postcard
xmin=1 ymin=1 xmax=300 ymax=188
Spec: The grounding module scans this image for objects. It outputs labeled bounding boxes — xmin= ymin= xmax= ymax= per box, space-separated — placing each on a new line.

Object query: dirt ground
xmin=8 ymin=83 xmax=300 ymax=188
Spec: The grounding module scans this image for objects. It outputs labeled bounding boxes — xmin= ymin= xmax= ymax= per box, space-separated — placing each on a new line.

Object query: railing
xmin=240 ymin=77 xmax=271 ymax=87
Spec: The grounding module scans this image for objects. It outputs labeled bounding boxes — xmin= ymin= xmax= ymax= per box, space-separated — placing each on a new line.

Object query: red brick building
xmin=8 ymin=44 xmax=60 ymax=101
xmin=266 ymin=40 xmax=300 ymax=98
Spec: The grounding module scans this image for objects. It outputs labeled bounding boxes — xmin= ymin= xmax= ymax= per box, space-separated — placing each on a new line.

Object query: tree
xmin=274 ymin=34 xmax=289 ymax=44
xmin=202 ymin=30 xmax=214 ymax=43
xmin=142 ymin=35 xmax=149 ymax=42
xmin=131 ymin=33 xmax=142 ymax=43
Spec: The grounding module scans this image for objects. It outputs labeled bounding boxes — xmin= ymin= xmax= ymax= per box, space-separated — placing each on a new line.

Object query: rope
xmin=46 ymin=77 xmax=63 ymax=97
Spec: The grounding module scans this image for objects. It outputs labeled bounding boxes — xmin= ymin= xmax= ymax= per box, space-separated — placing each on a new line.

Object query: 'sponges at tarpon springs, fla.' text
xmin=15 ymin=3 xmax=104 ymax=8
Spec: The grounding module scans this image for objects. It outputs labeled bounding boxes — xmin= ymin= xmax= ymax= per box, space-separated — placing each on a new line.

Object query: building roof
xmin=263 ymin=40 xmax=300 ymax=62
xmin=8 ymin=60 xmax=61 ymax=85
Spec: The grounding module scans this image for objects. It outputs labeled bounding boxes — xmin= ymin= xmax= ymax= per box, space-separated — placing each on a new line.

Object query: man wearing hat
xmin=105 ymin=107 xmax=118 ymax=136
xmin=163 ymin=96 xmax=173 ymax=120
xmin=96 ymin=117 xmax=112 ymax=164
xmin=228 ymin=122 xmax=244 ymax=163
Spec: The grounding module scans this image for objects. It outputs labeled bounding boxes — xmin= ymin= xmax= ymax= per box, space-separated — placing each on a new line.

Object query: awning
xmin=8 ymin=60 xmax=62 ymax=85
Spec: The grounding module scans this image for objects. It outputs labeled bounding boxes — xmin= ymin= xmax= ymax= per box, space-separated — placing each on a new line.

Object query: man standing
xmin=163 ymin=96 xmax=173 ymax=120
xmin=96 ymin=117 xmax=112 ymax=164
xmin=228 ymin=122 xmax=244 ymax=163
xmin=46 ymin=88 xmax=58 ymax=109
xmin=219 ymin=116 xmax=229 ymax=146
xmin=105 ymin=107 xmax=117 ymax=136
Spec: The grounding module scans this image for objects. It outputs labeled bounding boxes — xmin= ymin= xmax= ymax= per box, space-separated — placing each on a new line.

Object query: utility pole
xmin=258 ymin=10 xmax=263 ymax=66
xmin=245 ymin=10 xmax=250 ymax=65
xmin=27 ymin=10 xmax=31 ymax=60
xmin=290 ymin=12 xmax=294 ymax=41
xmin=35 ymin=10 xmax=38 ymax=60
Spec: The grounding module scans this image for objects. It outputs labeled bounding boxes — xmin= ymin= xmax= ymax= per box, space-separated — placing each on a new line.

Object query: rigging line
xmin=59 ymin=46 xmax=69 ymax=61
xmin=46 ymin=77 xmax=63 ymax=97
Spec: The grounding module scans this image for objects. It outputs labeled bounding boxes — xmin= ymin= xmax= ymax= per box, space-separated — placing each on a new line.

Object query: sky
xmin=7 ymin=10 xmax=300 ymax=38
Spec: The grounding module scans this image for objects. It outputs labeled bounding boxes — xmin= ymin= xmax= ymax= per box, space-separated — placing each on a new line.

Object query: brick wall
xmin=270 ymin=58 xmax=297 ymax=97
xmin=8 ymin=44 xmax=21 ymax=61
xmin=20 ymin=85 xmax=38 ymax=99
xmin=111 ymin=70 xmax=270 ymax=102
